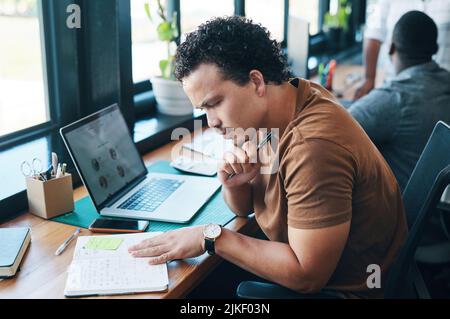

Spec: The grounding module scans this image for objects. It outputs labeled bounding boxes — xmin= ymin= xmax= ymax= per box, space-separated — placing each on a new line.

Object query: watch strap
xmin=205 ymin=238 xmax=215 ymax=255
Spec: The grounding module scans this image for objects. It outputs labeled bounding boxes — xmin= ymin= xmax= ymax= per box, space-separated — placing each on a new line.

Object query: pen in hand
xmin=55 ymin=228 xmax=81 ymax=256
xmin=227 ymin=132 xmax=273 ymax=180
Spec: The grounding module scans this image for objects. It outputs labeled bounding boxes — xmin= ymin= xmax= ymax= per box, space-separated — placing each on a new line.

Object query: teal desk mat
xmin=52 ymin=161 xmax=235 ymax=232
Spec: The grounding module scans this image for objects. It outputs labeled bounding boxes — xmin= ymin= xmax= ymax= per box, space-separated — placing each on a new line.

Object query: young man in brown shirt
xmin=129 ymin=16 xmax=408 ymax=298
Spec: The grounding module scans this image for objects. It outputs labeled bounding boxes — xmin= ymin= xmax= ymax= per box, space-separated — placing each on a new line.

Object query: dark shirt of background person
xmin=348 ymin=11 xmax=450 ymax=190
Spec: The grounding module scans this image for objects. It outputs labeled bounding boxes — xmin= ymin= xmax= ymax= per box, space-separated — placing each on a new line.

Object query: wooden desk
xmin=0 ymin=134 xmax=259 ymax=299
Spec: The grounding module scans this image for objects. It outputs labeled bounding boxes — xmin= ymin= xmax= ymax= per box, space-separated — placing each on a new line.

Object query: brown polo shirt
xmin=252 ymin=78 xmax=408 ymax=298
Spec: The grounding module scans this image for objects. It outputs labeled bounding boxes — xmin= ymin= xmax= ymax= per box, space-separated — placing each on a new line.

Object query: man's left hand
xmin=128 ymin=226 xmax=205 ymax=265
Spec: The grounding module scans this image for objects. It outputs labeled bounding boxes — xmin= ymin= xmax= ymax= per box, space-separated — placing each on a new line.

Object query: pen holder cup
xmin=25 ymin=173 xmax=75 ymax=220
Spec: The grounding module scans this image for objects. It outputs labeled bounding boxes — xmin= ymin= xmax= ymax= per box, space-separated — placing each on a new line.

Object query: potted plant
xmin=323 ymin=0 xmax=352 ymax=52
xmin=145 ymin=0 xmax=193 ymax=116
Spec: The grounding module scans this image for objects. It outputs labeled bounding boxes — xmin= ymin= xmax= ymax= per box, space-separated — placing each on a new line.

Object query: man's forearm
xmin=215 ymin=228 xmax=317 ymax=293
xmin=364 ymin=38 xmax=381 ymax=81
xmin=222 ymin=184 xmax=253 ymax=217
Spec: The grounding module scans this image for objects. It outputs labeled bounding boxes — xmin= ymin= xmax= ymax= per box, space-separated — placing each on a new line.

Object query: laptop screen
xmin=62 ymin=105 xmax=147 ymax=209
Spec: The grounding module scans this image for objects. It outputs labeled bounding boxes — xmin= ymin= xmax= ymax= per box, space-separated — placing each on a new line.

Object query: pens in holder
xmin=44 ymin=165 xmax=53 ymax=180
xmin=326 ymin=60 xmax=336 ymax=91
xmin=61 ymin=163 xmax=67 ymax=176
xmin=55 ymin=164 xmax=62 ymax=178
xmin=25 ymin=161 xmax=74 ymax=219
xmin=227 ymin=132 xmax=273 ymax=180
xmin=318 ymin=63 xmax=325 ymax=85
xmin=51 ymin=152 xmax=58 ymax=177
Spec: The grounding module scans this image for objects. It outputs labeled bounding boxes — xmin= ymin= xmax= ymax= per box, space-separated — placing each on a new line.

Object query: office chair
xmin=385 ymin=121 xmax=450 ymax=298
xmin=237 ymin=121 xmax=450 ymax=299
xmin=414 ymin=191 xmax=450 ymax=265
xmin=407 ymin=121 xmax=450 ymax=265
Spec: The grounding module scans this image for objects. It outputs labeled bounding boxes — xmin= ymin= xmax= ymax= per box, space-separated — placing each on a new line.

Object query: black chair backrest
xmin=402 ymin=121 xmax=450 ymax=228
xmin=385 ymin=121 xmax=450 ymax=298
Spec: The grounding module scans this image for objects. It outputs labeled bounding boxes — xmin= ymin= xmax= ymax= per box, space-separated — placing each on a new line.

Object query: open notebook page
xmin=64 ymin=232 xmax=169 ymax=297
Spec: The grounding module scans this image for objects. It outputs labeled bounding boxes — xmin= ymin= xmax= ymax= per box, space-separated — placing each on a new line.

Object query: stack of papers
xmin=64 ymin=232 xmax=169 ymax=297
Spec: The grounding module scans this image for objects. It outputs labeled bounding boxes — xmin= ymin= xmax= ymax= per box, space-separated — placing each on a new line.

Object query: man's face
xmin=182 ymin=64 xmax=267 ymax=145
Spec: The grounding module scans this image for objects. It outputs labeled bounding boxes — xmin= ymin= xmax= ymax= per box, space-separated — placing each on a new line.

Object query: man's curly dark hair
xmin=174 ymin=16 xmax=292 ymax=85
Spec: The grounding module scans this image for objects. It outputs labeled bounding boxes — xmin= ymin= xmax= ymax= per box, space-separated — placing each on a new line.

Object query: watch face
xmin=204 ymin=224 xmax=221 ymax=239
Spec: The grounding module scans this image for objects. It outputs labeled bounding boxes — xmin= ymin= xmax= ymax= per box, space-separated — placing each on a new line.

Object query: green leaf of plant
xmin=157 ymin=21 xmax=176 ymax=41
xmin=324 ymin=1 xmax=351 ymax=30
xmin=324 ymin=12 xmax=337 ymax=29
xmin=159 ymin=59 xmax=170 ymax=79
xmin=144 ymin=2 xmax=152 ymax=22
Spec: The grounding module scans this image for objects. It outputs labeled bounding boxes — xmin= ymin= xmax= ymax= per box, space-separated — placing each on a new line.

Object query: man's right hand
xmin=353 ymin=78 xmax=375 ymax=100
xmin=218 ymin=141 xmax=261 ymax=188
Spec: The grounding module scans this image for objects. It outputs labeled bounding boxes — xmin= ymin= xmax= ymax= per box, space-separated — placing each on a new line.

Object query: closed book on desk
xmin=0 ymin=228 xmax=31 ymax=278
xmin=64 ymin=232 xmax=169 ymax=297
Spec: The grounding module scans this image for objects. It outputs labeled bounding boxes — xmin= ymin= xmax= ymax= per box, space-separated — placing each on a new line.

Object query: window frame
xmin=0 ymin=0 xmax=81 ymax=151
xmin=0 ymin=0 xmax=53 ymax=149
xmin=308 ymin=0 xmax=331 ymax=54
xmin=131 ymin=0 xmax=179 ymax=96
xmin=0 ymin=0 xmax=82 ymax=220
xmin=0 ymin=0 xmax=204 ymax=220
xmin=310 ymin=0 xmax=368 ymax=55
xmin=2 ymin=0 xmax=368 ymax=148
xmin=131 ymin=0 xmax=285 ymax=114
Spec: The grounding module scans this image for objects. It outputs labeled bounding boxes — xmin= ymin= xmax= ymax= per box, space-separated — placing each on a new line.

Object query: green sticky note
xmin=84 ymin=237 xmax=124 ymax=250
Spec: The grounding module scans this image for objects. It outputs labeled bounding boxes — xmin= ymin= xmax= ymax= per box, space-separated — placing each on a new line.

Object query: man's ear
xmin=249 ymin=70 xmax=266 ymax=97
xmin=389 ymin=42 xmax=396 ymax=56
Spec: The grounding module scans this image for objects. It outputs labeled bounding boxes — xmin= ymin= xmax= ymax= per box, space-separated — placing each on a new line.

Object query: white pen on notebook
xmin=55 ymin=228 xmax=81 ymax=256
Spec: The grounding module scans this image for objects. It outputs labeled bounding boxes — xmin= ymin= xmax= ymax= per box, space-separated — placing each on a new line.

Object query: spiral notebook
xmin=64 ymin=232 xmax=169 ymax=297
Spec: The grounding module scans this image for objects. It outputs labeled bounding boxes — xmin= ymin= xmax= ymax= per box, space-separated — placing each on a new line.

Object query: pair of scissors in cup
xmin=21 ymin=158 xmax=47 ymax=181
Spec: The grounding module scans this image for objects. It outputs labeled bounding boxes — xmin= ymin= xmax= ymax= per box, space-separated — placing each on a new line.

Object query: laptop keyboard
xmin=118 ymin=178 xmax=184 ymax=212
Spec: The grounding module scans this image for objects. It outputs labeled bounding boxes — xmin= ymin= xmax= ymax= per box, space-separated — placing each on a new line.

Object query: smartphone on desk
xmin=88 ymin=218 xmax=149 ymax=233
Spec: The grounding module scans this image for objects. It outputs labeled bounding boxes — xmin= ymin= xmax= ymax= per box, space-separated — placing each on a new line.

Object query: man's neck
xmin=396 ymin=58 xmax=431 ymax=74
xmin=261 ymin=81 xmax=298 ymax=138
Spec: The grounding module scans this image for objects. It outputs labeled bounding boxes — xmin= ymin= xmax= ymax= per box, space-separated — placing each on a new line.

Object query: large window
xmin=1 ymin=0 xmax=368 ymax=217
xmin=180 ymin=0 xmax=234 ymax=34
xmin=131 ymin=0 xmax=168 ymax=83
xmin=245 ymin=0 xmax=285 ymax=42
xmin=0 ymin=0 xmax=48 ymax=137
xmin=131 ymin=0 xmax=233 ymax=84
xmin=289 ymin=0 xmax=321 ymax=35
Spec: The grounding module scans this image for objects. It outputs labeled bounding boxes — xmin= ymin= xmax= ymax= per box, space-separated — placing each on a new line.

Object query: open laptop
xmin=60 ymin=104 xmax=221 ymax=223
